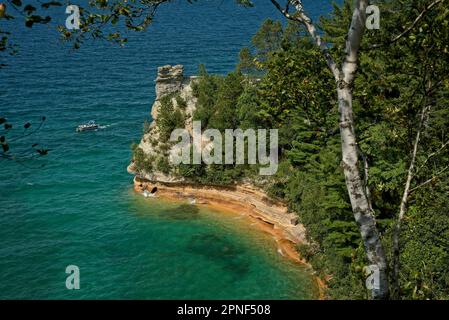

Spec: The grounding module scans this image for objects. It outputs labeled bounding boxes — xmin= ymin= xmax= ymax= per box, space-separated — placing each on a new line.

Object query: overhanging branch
xmin=370 ymin=0 xmax=446 ymax=49
xmin=410 ymin=165 xmax=449 ymax=193
xmin=269 ymin=0 xmax=339 ymax=78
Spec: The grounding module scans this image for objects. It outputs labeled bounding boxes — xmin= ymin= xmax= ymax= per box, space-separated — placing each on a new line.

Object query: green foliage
xmin=133 ymin=92 xmax=188 ymax=176
xmin=156 ymin=156 xmax=171 ymax=175
xmin=156 ymin=94 xmax=186 ymax=143
xmin=237 ymin=47 xmax=255 ymax=75
xmin=132 ymin=146 xmax=153 ymax=173
xmin=250 ymin=19 xmax=283 ymax=62
xmin=175 ymin=95 xmax=187 ymax=110
xmin=207 ymin=72 xmax=244 ymax=131
xmin=192 ymin=65 xmax=224 ymax=128
xmin=398 ymin=179 xmax=449 ymax=299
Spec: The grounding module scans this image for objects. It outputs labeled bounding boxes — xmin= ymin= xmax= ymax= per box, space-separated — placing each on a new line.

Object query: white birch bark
xmin=271 ymin=0 xmax=390 ymax=299
xmin=338 ymin=0 xmax=389 ymax=300
xmin=337 ymin=86 xmax=389 ymax=300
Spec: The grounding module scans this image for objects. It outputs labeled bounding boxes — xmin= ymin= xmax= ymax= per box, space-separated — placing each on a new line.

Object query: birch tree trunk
xmin=271 ymin=0 xmax=390 ymax=299
xmin=337 ymin=0 xmax=389 ymax=300
xmin=337 ymin=86 xmax=389 ymax=300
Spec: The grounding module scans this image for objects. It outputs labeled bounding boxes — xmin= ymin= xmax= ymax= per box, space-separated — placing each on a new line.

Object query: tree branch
xmin=269 ymin=0 xmax=339 ymax=78
xmin=409 ymin=165 xmax=449 ymax=193
xmin=414 ymin=138 xmax=449 ymax=177
xmin=370 ymin=0 xmax=446 ymax=49
xmin=391 ymin=105 xmax=430 ymax=298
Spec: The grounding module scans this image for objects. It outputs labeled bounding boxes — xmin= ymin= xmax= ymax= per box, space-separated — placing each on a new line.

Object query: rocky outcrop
xmin=155 ymin=65 xmax=184 ymax=100
xmin=128 ymin=65 xmax=197 ymax=182
xmin=129 ymin=65 xmax=308 ymax=247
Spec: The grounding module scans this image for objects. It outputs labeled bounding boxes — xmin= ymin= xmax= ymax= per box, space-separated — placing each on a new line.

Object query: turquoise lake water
xmin=0 ymin=0 xmax=335 ymax=299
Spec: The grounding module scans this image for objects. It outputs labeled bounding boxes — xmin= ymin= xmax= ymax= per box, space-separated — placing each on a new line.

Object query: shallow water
xmin=0 ymin=0 xmax=335 ymax=299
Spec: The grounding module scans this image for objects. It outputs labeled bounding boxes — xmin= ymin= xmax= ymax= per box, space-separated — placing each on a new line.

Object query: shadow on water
xmin=186 ymin=233 xmax=251 ymax=279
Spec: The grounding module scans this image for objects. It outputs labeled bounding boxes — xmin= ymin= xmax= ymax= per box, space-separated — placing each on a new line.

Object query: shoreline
xmin=133 ymin=176 xmax=327 ymax=299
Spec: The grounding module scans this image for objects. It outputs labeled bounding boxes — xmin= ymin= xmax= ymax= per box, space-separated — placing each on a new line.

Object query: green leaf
xmin=25 ymin=19 xmax=34 ymax=28
xmin=25 ymin=15 xmax=51 ymax=28
xmin=24 ymin=5 xmax=36 ymax=14
xmin=236 ymin=0 xmax=253 ymax=7
xmin=11 ymin=0 xmax=22 ymax=7
xmin=41 ymin=1 xmax=62 ymax=9
xmin=111 ymin=15 xmax=119 ymax=25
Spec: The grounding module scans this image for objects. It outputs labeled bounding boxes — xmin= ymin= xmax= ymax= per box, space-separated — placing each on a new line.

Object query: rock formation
xmin=128 ymin=65 xmax=309 ymax=248
xmin=155 ymin=65 xmax=184 ymax=100
xmin=128 ymin=64 xmax=197 ymax=182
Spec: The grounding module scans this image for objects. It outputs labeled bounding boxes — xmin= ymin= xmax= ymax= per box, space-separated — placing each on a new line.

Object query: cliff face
xmin=128 ymin=65 xmax=309 ymax=247
xmin=128 ymin=65 xmax=197 ymax=182
xmin=133 ymin=177 xmax=308 ymax=247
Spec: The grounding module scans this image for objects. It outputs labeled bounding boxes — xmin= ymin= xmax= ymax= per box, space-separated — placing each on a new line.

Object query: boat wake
xmin=76 ymin=121 xmax=114 ymax=132
xmin=98 ymin=124 xmax=112 ymax=129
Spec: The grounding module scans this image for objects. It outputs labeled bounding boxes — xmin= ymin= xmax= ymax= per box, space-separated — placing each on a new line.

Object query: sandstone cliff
xmin=128 ymin=65 xmax=308 ymax=247
xmin=128 ymin=65 xmax=197 ymax=182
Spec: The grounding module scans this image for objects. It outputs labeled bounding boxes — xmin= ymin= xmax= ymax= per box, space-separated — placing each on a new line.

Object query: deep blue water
xmin=0 ymin=0 xmax=335 ymax=299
